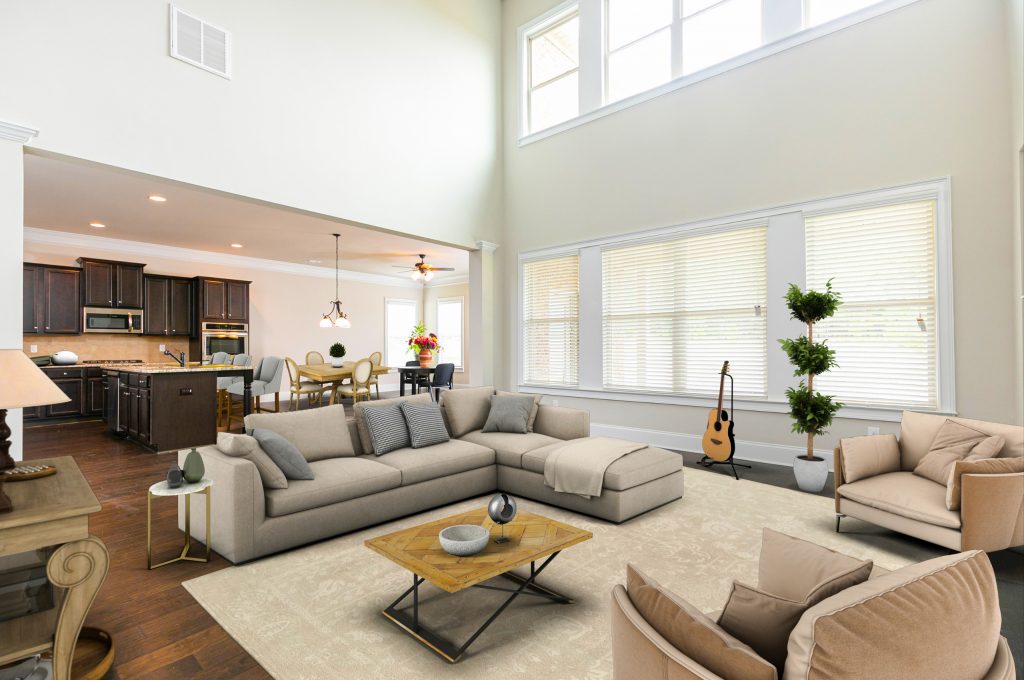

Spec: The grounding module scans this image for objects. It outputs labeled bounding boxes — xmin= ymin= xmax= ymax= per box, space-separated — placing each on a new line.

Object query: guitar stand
xmin=698 ymin=372 xmax=750 ymax=481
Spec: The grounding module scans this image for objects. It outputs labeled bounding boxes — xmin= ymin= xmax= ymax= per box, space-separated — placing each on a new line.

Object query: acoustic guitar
xmin=701 ymin=361 xmax=735 ymax=462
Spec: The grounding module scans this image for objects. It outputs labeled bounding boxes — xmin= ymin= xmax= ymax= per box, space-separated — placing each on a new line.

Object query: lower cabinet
xmin=34 ymin=368 xmax=106 ymax=421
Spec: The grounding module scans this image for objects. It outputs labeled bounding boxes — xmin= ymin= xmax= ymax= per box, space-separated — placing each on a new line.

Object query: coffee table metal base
xmin=381 ymin=551 xmax=571 ymax=663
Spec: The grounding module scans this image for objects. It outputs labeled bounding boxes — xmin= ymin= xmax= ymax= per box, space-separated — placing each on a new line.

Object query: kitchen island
xmin=103 ymin=363 xmax=253 ymax=452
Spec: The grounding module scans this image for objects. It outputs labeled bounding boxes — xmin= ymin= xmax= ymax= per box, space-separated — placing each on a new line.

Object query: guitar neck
xmin=716 ymin=373 xmax=725 ymax=420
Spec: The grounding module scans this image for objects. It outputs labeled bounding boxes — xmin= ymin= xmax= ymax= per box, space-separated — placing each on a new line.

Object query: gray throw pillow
xmin=400 ymin=402 xmax=450 ymax=449
xmin=251 ymin=428 xmax=314 ymax=480
xmin=363 ymin=404 xmax=412 ymax=455
xmin=481 ymin=395 xmax=535 ymax=434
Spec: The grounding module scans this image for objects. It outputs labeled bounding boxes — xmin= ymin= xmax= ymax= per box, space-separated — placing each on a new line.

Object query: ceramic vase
xmin=331 ymin=356 xmax=344 ymax=368
xmin=418 ymin=349 xmax=432 ymax=368
xmin=793 ymin=455 xmax=828 ymax=493
xmin=183 ymin=448 xmax=205 ymax=484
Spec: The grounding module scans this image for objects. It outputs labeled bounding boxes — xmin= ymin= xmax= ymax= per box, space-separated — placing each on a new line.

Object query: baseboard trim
xmin=590 ymin=422 xmax=834 ymax=471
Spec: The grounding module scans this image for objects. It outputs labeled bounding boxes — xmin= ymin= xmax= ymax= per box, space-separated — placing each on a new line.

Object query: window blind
xmin=602 ymin=226 xmax=767 ymax=396
xmin=805 ymin=200 xmax=938 ymax=409
xmin=436 ymin=298 xmax=464 ymax=369
xmin=522 ymin=255 xmax=580 ymax=386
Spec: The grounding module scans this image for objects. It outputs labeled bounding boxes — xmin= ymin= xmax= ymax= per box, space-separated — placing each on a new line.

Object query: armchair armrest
xmin=177 ymin=446 xmax=265 ymax=564
xmin=534 ymin=404 xmax=590 ymax=440
xmin=961 ymin=472 xmax=1024 ymax=552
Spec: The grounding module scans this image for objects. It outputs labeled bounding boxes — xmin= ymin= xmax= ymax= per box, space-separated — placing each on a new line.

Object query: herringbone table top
xmin=365 ymin=507 xmax=592 ymax=593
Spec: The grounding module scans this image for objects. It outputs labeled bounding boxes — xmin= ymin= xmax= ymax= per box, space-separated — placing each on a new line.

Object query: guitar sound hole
xmin=714 ymin=422 xmax=722 ymax=432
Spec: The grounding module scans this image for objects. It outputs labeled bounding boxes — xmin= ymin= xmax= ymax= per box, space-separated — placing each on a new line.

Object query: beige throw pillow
xmin=245 ymin=404 xmax=355 ymax=462
xmin=757 ymin=529 xmax=872 ymax=602
xmin=914 ymin=419 xmax=1002 ymax=485
xmin=626 ymin=565 xmax=776 ymax=680
xmin=440 ymin=386 xmax=495 ymax=437
xmin=216 ymin=432 xmax=288 ymax=489
xmin=497 ymin=390 xmax=541 ymax=432
xmin=946 ymin=454 xmax=1023 ymax=510
xmin=839 ymin=434 xmax=900 ymax=483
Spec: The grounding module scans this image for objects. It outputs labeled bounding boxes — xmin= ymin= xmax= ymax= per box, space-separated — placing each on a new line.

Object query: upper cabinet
xmin=23 ymin=264 xmax=82 ymax=334
xmin=144 ymin=275 xmax=193 ymax=336
xmin=77 ymin=258 xmax=145 ymax=308
xmin=196 ymin=277 xmax=250 ymax=322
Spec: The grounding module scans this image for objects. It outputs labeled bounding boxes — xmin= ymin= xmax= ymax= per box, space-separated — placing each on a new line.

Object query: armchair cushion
xmin=626 ymin=564 xmax=776 ymax=680
xmin=838 ymin=472 xmax=961 ymax=529
xmin=838 ymin=434 xmax=900 ymax=484
xmin=216 ymin=432 xmax=288 ymax=489
xmin=898 ymin=411 xmax=1023 ymax=470
xmin=947 ymin=456 xmax=1024 ymax=511
xmin=245 ymin=404 xmax=355 ymax=461
xmin=912 ymin=419 xmax=999 ymax=485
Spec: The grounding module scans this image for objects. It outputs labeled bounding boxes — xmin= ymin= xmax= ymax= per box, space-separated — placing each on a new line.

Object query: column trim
xmin=0 ymin=120 xmax=39 ymax=144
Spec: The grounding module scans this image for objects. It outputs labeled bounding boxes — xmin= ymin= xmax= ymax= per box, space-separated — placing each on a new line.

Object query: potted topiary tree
xmin=329 ymin=342 xmax=347 ymax=368
xmin=779 ymin=280 xmax=843 ymax=493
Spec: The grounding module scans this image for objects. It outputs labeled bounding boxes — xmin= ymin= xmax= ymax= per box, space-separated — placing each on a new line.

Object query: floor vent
xmin=169 ymin=5 xmax=231 ymax=79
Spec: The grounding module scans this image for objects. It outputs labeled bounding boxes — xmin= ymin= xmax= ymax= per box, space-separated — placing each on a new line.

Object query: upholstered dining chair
xmin=225 ymin=356 xmax=285 ymax=429
xmin=427 ymin=363 xmax=456 ymax=403
xmin=207 ymin=351 xmax=230 ymax=365
xmin=305 ymin=351 xmax=325 ymax=365
xmin=402 ymin=359 xmax=428 ymax=393
xmin=367 ymin=351 xmax=383 ymax=399
xmin=284 ymin=357 xmax=327 ymax=411
xmin=331 ymin=358 xmax=373 ymax=405
xmin=216 ymin=353 xmax=251 ymax=428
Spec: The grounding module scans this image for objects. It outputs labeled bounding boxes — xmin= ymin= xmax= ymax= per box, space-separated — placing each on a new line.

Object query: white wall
xmin=0 ymin=140 xmax=25 ymax=460
xmin=1009 ymin=0 xmax=1024 ymax=425
xmin=500 ymin=0 xmax=1020 ymax=459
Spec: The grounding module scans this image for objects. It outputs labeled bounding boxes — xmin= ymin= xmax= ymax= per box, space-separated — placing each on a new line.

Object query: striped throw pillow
xmin=362 ymin=405 xmax=411 ymax=455
xmin=401 ymin=402 xmax=450 ymax=449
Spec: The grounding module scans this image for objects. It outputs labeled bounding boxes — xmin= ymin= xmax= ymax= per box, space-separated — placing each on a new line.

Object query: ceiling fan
xmin=393 ymin=254 xmax=454 ymax=282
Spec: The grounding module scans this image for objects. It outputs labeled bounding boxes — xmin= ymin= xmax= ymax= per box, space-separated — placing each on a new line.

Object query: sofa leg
xmin=835 ymin=514 xmax=844 ymax=532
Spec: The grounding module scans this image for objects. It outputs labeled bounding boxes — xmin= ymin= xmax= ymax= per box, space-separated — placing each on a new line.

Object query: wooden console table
xmin=0 ymin=456 xmax=109 ymax=680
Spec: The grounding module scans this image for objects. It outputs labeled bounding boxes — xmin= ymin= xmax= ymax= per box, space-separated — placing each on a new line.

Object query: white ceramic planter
xmin=793 ymin=455 xmax=829 ymax=493
xmin=331 ymin=357 xmax=344 ymax=367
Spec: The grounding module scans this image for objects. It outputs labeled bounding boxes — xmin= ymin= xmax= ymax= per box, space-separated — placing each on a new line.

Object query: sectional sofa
xmin=179 ymin=388 xmax=683 ymax=563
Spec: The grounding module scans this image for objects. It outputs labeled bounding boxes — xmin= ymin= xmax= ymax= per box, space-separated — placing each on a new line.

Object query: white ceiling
xmin=23 ymin=153 xmax=468 ymax=283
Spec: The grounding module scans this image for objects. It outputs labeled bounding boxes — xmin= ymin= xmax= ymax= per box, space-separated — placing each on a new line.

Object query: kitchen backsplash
xmin=23 ymin=335 xmax=194 ymax=364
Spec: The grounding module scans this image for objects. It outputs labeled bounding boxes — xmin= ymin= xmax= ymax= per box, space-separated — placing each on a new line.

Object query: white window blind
xmin=384 ymin=299 xmax=417 ymax=367
xmin=602 ymin=226 xmax=768 ymax=396
xmin=522 ymin=255 xmax=580 ymax=386
xmin=805 ymin=200 xmax=938 ymax=409
xmin=436 ymin=297 xmax=464 ymax=369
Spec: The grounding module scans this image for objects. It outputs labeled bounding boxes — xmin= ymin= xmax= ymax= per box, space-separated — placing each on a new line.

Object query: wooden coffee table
xmin=364 ymin=507 xmax=592 ymax=663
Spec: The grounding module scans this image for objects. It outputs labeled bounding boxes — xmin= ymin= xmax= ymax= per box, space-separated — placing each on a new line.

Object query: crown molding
xmin=425 ymin=274 xmax=469 ymax=288
xmin=0 ymin=120 xmax=39 ymax=144
xmin=475 ymin=240 xmax=499 ymax=253
xmin=23 ymin=227 xmax=424 ymax=289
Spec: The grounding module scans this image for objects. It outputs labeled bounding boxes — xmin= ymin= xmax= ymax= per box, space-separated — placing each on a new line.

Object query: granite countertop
xmin=97 ymin=363 xmax=253 ymax=374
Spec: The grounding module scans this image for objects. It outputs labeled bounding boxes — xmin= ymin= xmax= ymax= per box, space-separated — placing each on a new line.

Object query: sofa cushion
xmin=947 ymin=455 xmax=1024 ymax=510
xmin=899 ymin=410 xmax=1023 ymax=470
xmin=216 ymin=432 xmax=288 ymax=489
xmin=913 ymin=419 xmax=997 ymax=485
xmin=757 ymin=529 xmax=872 ymax=603
xmin=353 ymin=394 xmax=432 ymax=454
xmin=496 ymin=391 xmax=541 ymax=432
xmin=459 ymin=430 xmax=560 ymax=468
xmin=522 ymin=441 xmax=681 ymax=491
xmin=839 ymin=434 xmax=900 ymax=484
xmin=785 ymin=551 xmax=1001 ymax=680
xmin=481 ymin=394 xmax=535 ymax=434
xmin=252 ymin=429 xmax=314 ymax=480
xmin=245 ymin=404 xmax=355 ymax=461
xmin=837 ymin=471 xmax=961 ymax=529
xmin=375 ymin=439 xmax=495 ymax=486
xmin=439 ymin=386 xmax=495 ymax=437
xmin=400 ymin=401 xmax=450 ymax=449
xmin=264 ymin=457 xmax=401 ymax=517
xmin=626 ymin=564 xmax=777 ymax=680
xmin=362 ymin=404 xmax=412 ymax=456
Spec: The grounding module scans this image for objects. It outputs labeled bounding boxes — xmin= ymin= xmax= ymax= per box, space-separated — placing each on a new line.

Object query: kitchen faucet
xmin=163 ymin=348 xmax=186 ymax=367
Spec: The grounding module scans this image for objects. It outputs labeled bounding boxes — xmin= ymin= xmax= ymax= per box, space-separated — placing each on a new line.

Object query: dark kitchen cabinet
xmin=196 ymin=277 xmax=250 ymax=322
xmin=34 ymin=367 xmax=105 ymax=421
xmin=143 ymin=276 xmax=169 ymax=335
xmin=226 ymin=281 xmax=249 ymax=321
xmin=78 ymin=258 xmax=145 ymax=308
xmin=145 ymin=275 xmax=193 ymax=336
xmin=87 ymin=377 xmax=105 ymax=416
xmin=47 ymin=379 xmax=85 ymax=418
xmin=169 ymin=278 xmax=193 ymax=335
xmin=23 ymin=264 xmax=81 ymax=334
xmin=111 ymin=371 xmax=211 ymax=451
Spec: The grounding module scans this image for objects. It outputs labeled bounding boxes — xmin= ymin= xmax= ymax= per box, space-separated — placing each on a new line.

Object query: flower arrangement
xmin=408 ymin=334 xmax=439 ymax=353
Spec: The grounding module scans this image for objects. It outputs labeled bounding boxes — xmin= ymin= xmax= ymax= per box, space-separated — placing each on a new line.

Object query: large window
xmin=436 ymin=297 xmax=464 ymax=369
xmin=525 ymin=10 xmax=580 ymax=133
xmin=522 ymin=254 xmax=580 ymax=386
xmin=384 ymin=298 xmax=417 ymax=367
xmin=602 ymin=225 xmax=767 ymax=396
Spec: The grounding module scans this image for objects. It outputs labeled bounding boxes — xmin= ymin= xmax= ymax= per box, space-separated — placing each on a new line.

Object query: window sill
xmin=516 ymin=385 xmax=952 ymax=423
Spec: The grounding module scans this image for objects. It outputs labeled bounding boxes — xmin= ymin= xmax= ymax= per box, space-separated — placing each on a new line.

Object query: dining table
xmin=297 ymin=362 xmax=392 ymax=405
xmin=395 ymin=365 xmax=437 ymax=396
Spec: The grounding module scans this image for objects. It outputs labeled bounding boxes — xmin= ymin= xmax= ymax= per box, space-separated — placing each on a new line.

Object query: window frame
xmin=383 ymin=297 xmax=418 ymax=368
xmin=435 ymin=296 xmax=465 ymax=370
xmin=519 ymin=250 xmax=582 ymax=388
xmin=516 ymin=178 xmax=954 ymax=422
xmin=520 ymin=1 xmax=582 ymax=137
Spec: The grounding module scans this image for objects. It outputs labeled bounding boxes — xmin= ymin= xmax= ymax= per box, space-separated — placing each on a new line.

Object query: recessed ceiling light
xmin=148 ymin=195 xmax=167 ymax=203
xmin=230 ymin=243 xmax=243 ymax=248
xmin=88 ymin=222 xmax=106 ymax=228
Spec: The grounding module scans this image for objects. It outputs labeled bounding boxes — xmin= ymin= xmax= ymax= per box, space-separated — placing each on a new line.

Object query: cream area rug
xmin=183 ymin=468 xmax=943 ymax=680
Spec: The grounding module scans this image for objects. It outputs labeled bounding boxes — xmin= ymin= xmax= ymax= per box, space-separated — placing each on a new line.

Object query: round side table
xmin=147 ymin=478 xmax=212 ymax=570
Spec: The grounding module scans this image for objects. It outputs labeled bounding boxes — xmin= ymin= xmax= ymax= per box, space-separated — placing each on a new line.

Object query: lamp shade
xmin=0 ymin=350 xmax=72 ymax=409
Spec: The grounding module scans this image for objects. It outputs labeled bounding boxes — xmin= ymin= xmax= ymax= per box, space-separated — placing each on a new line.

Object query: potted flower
xmin=408 ymin=322 xmax=440 ymax=368
xmin=779 ymin=280 xmax=843 ymax=493
xmin=328 ymin=342 xmax=347 ymax=368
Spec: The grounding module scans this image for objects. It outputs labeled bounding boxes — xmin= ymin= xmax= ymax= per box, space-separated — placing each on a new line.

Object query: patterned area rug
xmin=183 ymin=468 xmax=942 ymax=679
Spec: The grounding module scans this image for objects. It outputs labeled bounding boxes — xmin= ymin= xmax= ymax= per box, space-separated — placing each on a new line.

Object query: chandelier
xmin=319 ymin=233 xmax=351 ymax=328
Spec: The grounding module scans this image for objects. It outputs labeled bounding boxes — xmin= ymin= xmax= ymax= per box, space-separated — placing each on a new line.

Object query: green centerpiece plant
xmin=329 ymin=342 xmax=347 ymax=368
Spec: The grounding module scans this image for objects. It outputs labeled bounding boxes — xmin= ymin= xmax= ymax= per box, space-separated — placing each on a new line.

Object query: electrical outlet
xmin=159 ymin=344 xmax=166 ymax=352
xmin=29 ymin=344 xmax=37 ymax=353
xmin=867 ymin=426 xmax=880 ymax=436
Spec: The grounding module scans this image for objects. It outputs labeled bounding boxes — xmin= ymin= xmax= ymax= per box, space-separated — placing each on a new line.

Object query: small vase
xmin=793 ymin=455 xmax=829 ymax=493
xmin=183 ymin=448 xmax=205 ymax=484
xmin=331 ymin=356 xmax=344 ymax=368
xmin=418 ymin=349 xmax=433 ymax=368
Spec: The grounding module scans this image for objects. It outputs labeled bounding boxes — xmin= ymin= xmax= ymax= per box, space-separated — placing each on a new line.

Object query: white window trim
xmin=518 ymin=0 xmax=922 ymax=146
xmin=516 ymin=178 xmax=955 ymax=422
xmin=384 ymin=297 xmax=418 ymax=367
xmin=436 ymin=296 xmax=465 ymax=371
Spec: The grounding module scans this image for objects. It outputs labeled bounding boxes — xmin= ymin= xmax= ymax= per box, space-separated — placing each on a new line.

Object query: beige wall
xmin=500 ymin=0 xmax=1021 ymax=457
xmin=1009 ymin=0 xmax=1024 ymax=425
xmin=422 ymin=282 xmax=470 ymax=384
xmin=24 ymin=236 xmax=419 ymax=395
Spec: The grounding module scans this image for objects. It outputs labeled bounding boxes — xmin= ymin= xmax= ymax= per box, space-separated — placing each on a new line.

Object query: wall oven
xmin=83 ymin=307 xmax=143 ymax=334
xmin=201 ymin=322 xmax=249 ymax=359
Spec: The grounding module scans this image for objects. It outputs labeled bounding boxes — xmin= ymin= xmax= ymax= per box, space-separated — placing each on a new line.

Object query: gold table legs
xmin=147 ymin=487 xmax=211 ymax=570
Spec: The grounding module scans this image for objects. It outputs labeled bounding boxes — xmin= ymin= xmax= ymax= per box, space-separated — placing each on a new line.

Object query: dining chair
xmin=402 ymin=359 xmax=427 ymax=393
xmin=226 ymin=356 xmax=285 ymax=429
xmin=207 ymin=351 xmax=230 ymax=365
xmin=427 ymin=363 xmax=456 ymax=403
xmin=284 ymin=357 xmax=327 ymax=411
xmin=305 ymin=351 xmax=325 ymax=365
xmin=331 ymin=358 xmax=373 ymax=405
xmin=367 ymin=351 xmax=383 ymax=399
xmin=217 ymin=353 xmax=252 ymax=428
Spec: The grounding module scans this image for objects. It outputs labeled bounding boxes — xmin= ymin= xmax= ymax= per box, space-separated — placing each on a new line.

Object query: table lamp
xmin=0 ymin=349 xmax=71 ymax=513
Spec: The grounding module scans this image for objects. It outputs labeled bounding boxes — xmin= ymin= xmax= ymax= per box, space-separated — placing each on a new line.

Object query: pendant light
xmin=319 ymin=233 xmax=351 ymax=328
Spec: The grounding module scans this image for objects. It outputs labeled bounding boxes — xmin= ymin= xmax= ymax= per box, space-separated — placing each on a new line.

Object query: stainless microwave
xmin=83 ymin=307 xmax=144 ymax=334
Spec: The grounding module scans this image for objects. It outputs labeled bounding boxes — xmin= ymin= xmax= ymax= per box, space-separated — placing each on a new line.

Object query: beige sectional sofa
xmin=179 ymin=389 xmax=683 ymax=563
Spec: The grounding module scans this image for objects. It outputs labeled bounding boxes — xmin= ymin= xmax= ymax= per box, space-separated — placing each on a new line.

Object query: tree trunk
xmin=805 ymin=321 xmax=815 ymax=459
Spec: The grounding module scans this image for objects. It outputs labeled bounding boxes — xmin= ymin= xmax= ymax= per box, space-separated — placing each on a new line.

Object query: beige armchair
xmin=834 ymin=411 xmax=1023 ymax=552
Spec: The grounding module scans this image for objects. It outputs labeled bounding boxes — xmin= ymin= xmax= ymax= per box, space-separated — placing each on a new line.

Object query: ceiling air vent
xmin=169 ymin=5 xmax=231 ymax=79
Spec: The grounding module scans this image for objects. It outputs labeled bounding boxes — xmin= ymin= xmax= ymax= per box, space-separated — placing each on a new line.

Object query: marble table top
xmin=149 ymin=478 xmax=212 ymax=496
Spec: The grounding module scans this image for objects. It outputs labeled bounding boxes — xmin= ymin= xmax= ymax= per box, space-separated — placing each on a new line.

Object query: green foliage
xmin=784 ymin=280 xmax=841 ymax=324
xmin=779 ymin=336 xmax=837 ymax=377
xmin=328 ymin=342 xmax=346 ymax=358
xmin=784 ymin=384 xmax=843 ymax=436
xmin=410 ymin=321 xmax=428 ymax=337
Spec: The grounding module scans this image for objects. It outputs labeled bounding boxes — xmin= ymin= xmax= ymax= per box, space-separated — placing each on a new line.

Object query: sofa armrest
xmin=611 ymin=585 xmax=725 ymax=680
xmin=177 ymin=446 xmax=265 ymax=564
xmin=534 ymin=404 xmax=590 ymax=440
xmin=961 ymin=472 xmax=1024 ymax=552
